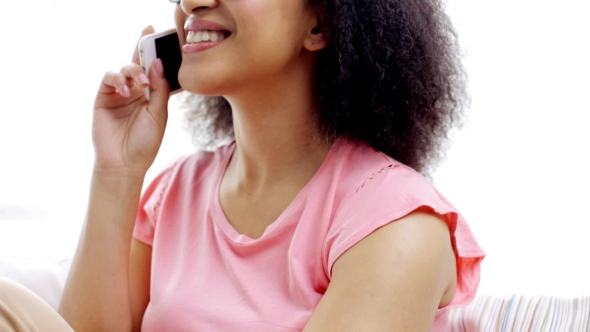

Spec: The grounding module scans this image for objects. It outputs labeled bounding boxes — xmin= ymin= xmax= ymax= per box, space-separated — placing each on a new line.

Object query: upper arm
xmin=304 ymin=212 xmax=457 ymax=332
xmin=129 ymin=238 xmax=152 ymax=332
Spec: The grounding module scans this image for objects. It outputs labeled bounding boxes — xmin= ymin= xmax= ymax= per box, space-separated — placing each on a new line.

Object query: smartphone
xmin=138 ymin=28 xmax=183 ymax=99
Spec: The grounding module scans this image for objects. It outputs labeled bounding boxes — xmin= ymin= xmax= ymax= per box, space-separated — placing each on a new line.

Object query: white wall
xmin=436 ymin=0 xmax=590 ymax=297
xmin=0 ymin=0 xmax=589 ymax=297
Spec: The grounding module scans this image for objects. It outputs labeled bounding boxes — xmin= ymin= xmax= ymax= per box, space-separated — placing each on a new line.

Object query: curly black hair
xmin=182 ymin=0 xmax=467 ymax=177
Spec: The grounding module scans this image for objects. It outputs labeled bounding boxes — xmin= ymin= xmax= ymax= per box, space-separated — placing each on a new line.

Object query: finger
xmin=120 ymin=63 xmax=150 ymax=88
xmin=132 ymin=25 xmax=156 ymax=65
xmin=99 ymin=71 xmax=132 ymax=97
xmin=146 ymin=59 xmax=171 ymax=119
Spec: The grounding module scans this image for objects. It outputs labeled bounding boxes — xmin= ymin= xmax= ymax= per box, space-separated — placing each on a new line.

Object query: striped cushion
xmin=448 ymin=294 xmax=590 ymax=331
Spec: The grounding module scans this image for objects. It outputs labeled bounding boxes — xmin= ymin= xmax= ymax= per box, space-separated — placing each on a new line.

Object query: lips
xmin=181 ymin=19 xmax=233 ymax=54
xmin=184 ymin=19 xmax=232 ymax=36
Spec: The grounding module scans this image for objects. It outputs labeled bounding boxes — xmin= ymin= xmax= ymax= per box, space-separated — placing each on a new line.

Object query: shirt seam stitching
xmin=321 ymin=161 xmax=401 ymax=278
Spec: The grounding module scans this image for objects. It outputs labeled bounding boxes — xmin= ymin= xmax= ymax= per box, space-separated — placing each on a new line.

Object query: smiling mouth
xmin=186 ymin=30 xmax=232 ymax=44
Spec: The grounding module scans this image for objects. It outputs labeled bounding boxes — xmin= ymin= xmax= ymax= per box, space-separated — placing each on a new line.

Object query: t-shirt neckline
xmin=210 ymin=138 xmax=343 ymax=245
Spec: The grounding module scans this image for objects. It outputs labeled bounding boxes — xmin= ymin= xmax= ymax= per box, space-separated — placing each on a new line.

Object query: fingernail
xmin=154 ymin=59 xmax=164 ymax=77
xmin=139 ymin=74 xmax=150 ymax=85
xmin=122 ymin=85 xmax=131 ymax=97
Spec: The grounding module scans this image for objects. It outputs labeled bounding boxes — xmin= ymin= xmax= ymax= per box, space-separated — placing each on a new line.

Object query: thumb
xmin=147 ymin=58 xmax=171 ymax=117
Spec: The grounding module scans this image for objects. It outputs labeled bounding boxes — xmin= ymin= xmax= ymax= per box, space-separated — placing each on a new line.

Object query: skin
xmin=58 ymin=0 xmax=458 ymax=331
xmin=173 ymin=0 xmax=333 ymax=238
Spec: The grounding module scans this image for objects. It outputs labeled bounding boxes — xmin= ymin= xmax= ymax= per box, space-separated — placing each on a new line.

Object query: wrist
xmin=91 ymin=166 xmax=146 ymax=198
xmin=92 ymin=165 xmax=148 ymax=180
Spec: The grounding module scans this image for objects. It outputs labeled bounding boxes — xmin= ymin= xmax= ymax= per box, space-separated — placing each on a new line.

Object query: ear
xmin=303 ymin=13 xmax=328 ymax=51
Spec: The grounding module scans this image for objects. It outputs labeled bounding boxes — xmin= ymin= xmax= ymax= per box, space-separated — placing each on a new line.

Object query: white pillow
xmin=0 ymin=257 xmax=72 ymax=310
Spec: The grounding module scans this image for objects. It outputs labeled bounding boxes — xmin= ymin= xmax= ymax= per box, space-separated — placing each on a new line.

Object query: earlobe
xmin=304 ymin=27 xmax=327 ymax=51
xmin=304 ymin=6 xmax=328 ymax=51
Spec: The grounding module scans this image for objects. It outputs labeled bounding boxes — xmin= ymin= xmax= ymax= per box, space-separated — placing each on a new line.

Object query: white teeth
xmin=186 ymin=30 xmax=227 ymax=44
xmin=201 ymin=31 xmax=210 ymax=42
xmin=187 ymin=31 xmax=195 ymax=43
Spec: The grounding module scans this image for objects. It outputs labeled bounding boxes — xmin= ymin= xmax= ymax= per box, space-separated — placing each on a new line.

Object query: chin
xmin=178 ymin=68 xmax=226 ymax=96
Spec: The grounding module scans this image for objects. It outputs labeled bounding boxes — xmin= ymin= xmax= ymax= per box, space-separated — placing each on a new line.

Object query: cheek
xmin=174 ymin=6 xmax=187 ymax=38
xmin=235 ymin=3 xmax=306 ymax=67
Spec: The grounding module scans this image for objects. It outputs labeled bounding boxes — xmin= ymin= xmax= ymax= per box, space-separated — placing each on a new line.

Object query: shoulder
xmin=141 ymin=142 xmax=235 ymax=211
xmin=325 ymin=137 xmax=485 ymax=270
xmin=135 ymin=143 xmax=235 ymax=238
xmin=329 ymin=137 xmax=436 ymax=210
xmin=174 ymin=142 xmax=235 ymax=177
xmin=157 ymin=142 xmax=235 ymax=187
xmin=321 ymin=138 xmax=485 ymax=313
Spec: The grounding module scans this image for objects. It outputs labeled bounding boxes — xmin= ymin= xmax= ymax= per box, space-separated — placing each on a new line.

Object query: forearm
xmin=59 ymin=168 xmax=146 ymax=332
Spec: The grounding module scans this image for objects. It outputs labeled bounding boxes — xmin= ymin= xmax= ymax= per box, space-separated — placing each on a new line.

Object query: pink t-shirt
xmin=133 ymin=137 xmax=485 ymax=331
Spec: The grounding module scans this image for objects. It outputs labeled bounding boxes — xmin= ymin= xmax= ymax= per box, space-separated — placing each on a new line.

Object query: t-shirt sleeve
xmin=324 ymin=163 xmax=486 ymax=308
xmin=133 ymin=157 xmax=185 ymax=246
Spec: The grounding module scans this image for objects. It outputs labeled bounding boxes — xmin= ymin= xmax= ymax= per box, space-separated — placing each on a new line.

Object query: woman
xmin=0 ymin=0 xmax=485 ymax=331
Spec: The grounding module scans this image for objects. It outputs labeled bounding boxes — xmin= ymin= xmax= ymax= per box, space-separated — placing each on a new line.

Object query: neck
xmin=223 ymin=57 xmax=332 ymax=192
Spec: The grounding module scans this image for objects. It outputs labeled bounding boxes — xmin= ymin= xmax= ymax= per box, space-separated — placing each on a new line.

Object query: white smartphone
xmin=138 ymin=28 xmax=183 ymax=99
